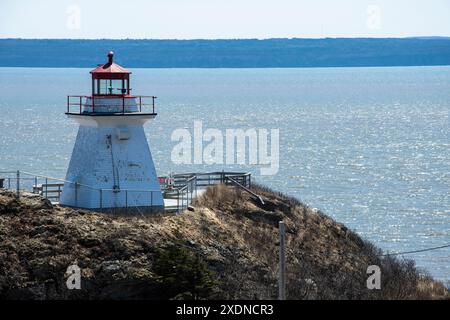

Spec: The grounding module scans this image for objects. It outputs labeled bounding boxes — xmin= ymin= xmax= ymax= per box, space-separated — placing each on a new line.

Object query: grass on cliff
xmin=194 ymin=184 xmax=449 ymax=300
xmin=0 ymin=187 xmax=448 ymax=300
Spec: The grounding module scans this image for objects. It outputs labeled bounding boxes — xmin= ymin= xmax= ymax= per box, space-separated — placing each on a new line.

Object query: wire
xmin=380 ymin=244 xmax=450 ymax=257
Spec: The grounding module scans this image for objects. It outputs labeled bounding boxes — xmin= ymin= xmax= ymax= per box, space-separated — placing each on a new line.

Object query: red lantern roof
xmin=90 ymin=51 xmax=131 ymax=79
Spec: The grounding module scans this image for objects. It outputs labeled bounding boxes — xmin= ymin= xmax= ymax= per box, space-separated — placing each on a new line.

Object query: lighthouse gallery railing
xmin=66 ymin=95 xmax=157 ymax=114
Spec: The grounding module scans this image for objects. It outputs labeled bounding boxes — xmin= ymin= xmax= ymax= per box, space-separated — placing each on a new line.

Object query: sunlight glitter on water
xmin=0 ymin=66 xmax=449 ymax=281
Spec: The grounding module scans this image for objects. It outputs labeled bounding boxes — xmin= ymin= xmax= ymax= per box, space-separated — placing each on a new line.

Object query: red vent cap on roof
xmin=90 ymin=51 xmax=131 ymax=79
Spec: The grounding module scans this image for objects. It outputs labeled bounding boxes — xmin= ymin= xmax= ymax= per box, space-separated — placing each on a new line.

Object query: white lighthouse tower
xmin=60 ymin=51 xmax=164 ymax=212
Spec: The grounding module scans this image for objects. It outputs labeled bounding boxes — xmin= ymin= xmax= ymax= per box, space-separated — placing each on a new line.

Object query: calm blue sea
xmin=0 ymin=66 xmax=449 ymax=282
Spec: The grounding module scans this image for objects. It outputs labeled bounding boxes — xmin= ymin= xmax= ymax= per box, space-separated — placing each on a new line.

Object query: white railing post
xmin=177 ymin=189 xmax=180 ymax=214
xmin=195 ymin=177 xmax=198 ymax=198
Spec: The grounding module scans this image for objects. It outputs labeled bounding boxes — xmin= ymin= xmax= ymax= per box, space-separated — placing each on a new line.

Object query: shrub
xmin=153 ymin=244 xmax=219 ymax=300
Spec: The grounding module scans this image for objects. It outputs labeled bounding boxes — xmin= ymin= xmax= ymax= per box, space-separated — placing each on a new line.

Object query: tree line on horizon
xmin=1 ymin=38 xmax=450 ymax=68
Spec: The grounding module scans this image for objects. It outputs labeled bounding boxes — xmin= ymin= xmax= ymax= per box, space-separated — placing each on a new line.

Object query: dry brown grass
xmin=1 ymin=187 xmax=448 ymax=300
xmin=193 ymin=184 xmax=449 ymax=300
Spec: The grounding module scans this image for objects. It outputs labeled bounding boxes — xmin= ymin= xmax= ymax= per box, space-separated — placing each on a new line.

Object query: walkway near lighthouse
xmin=0 ymin=170 xmax=253 ymax=214
xmin=162 ymin=189 xmax=207 ymax=211
xmin=161 ymin=171 xmax=255 ymax=212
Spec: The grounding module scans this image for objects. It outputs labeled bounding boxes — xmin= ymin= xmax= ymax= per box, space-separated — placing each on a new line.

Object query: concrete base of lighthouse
xmin=60 ymin=113 xmax=164 ymax=213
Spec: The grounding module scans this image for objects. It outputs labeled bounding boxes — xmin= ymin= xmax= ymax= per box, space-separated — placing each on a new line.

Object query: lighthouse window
xmin=95 ymin=79 xmax=126 ymax=95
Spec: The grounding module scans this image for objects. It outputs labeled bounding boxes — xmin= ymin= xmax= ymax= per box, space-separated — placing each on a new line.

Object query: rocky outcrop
xmin=0 ymin=187 xmax=447 ymax=300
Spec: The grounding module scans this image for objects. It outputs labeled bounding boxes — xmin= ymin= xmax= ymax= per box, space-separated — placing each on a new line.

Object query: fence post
xmin=189 ymin=182 xmax=192 ymax=203
xmin=177 ymin=189 xmax=180 ymax=214
xmin=45 ymin=177 xmax=48 ymax=199
xmin=16 ymin=170 xmax=20 ymax=198
xmin=278 ymin=221 xmax=286 ymax=300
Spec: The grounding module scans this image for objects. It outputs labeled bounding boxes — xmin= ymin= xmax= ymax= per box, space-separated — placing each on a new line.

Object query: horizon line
xmin=2 ymin=36 xmax=450 ymax=41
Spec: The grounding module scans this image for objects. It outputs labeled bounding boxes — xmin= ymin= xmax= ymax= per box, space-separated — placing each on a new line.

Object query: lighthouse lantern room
xmin=60 ymin=51 xmax=164 ymax=212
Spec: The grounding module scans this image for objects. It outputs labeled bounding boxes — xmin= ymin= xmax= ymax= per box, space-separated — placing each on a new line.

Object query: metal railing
xmin=89 ymin=188 xmax=163 ymax=214
xmin=161 ymin=171 xmax=253 ymax=213
xmin=66 ymin=95 xmax=157 ymax=115
xmin=0 ymin=171 xmax=162 ymax=214
xmin=176 ymin=175 xmax=197 ymax=213
xmin=170 ymin=171 xmax=251 ymax=189
xmin=0 ymin=170 xmax=65 ymax=201
xmin=0 ymin=170 xmax=254 ymax=215
xmin=225 ymin=175 xmax=264 ymax=205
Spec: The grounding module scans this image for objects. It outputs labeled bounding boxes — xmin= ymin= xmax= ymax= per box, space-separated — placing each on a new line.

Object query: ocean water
xmin=0 ymin=66 xmax=449 ymax=282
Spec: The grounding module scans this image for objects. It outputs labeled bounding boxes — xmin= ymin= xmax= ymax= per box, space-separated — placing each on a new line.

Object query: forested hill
xmin=1 ymin=38 xmax=450 ymax=68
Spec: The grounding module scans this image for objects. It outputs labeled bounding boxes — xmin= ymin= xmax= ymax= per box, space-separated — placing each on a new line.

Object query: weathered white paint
xmin=60 ymin=97 xmax=163 ymax=211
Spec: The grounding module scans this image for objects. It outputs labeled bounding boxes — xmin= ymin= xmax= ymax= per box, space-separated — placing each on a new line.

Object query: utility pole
xmin=278 ymin=220 xmax=286 ymax=300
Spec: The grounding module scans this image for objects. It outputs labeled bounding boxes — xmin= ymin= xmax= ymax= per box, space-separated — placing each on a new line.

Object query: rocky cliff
xmin=0 ymin=186 xmax=447 ymax=300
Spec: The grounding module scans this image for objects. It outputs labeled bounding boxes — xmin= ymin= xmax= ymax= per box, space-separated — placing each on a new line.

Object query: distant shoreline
xmin=0 ymin=64 xmax=450 ymax=71
xmin=1 ymin=38 xmax=450 ymax=68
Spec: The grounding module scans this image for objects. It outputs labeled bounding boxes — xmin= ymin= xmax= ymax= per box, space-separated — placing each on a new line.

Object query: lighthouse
xmin=60 ymin=51 xmax=164 ymax=212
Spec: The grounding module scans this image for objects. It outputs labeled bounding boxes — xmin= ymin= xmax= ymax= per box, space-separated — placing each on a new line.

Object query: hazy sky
xmin=1 ymin=0 xmax=449 ymax=39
